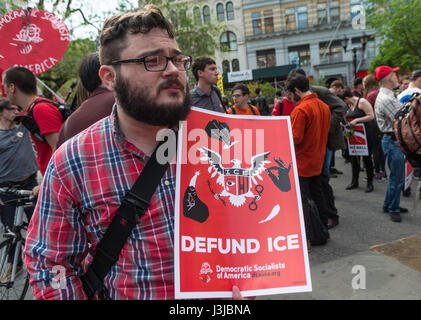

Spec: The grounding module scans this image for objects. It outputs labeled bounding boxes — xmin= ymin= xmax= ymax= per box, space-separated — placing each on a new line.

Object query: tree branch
xmin=69 ymin=8 xmax=100 ymax=32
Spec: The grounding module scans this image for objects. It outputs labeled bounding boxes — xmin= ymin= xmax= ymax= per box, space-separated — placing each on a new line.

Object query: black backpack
xmin=14 ymin=99 xmax=74 ymax=142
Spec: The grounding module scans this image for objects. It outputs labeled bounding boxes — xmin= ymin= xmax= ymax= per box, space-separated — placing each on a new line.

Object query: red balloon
xmin=0 ymin=8 xmax=70 ymax=75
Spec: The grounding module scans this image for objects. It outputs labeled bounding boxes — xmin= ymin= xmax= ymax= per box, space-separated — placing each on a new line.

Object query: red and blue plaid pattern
xmin=24 ymin=108 xmax=176 ymax=300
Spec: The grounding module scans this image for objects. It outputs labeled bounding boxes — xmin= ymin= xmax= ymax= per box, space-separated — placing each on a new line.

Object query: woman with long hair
xmin=341 ymin=87 xmax=375 ymax=192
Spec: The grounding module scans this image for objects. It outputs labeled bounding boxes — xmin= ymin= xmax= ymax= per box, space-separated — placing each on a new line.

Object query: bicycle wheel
xmin=0 ymin=238 xmax=30 ymax=300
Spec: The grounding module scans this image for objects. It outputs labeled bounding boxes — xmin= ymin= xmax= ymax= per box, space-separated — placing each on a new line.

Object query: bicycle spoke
xmin=0 ymin=240 xmax=30 ymax=300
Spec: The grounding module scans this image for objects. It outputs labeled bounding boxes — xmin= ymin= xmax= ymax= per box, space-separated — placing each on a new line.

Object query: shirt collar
xmin=379 ymin=87 xmax=395 ymax=97
xmin=297 ymin=93 xmax=317 ymax=106
xmin=110 ymin=105 xmax=149 ymax=162
xmin=89 ymin=86 xmax=111 ymax=98
xmin=193 ymin=85 xmax=206 ymax=96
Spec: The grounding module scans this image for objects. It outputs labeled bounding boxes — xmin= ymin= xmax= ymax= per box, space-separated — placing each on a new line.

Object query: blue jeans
xmin=323 ymin=148 xmax=333 ymax=175
xmin=381 ymin=137 xmax=405 ymax=212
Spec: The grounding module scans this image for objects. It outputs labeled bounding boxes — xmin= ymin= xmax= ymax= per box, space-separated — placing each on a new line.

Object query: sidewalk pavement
xmin=262 ymin=153 xmax=421 ymax=300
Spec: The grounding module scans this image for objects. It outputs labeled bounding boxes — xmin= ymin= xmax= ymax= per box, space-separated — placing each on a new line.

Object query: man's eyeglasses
xmin=110 ymin=54 xmax=192 ymax=72
xmin=232 ymin=94 xmax=243 ymax=98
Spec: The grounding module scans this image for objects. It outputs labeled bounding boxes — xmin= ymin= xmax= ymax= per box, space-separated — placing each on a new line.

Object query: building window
xmin=203 ymin=5 xmax=211 ymax=23
xmin=317 ymin=4 xmax=327 ymax=25
xmin=226 ymin=2 xmax=235 ymax=21
xmin=222 ymin=60 xmax=230 ymax=74
xmin=252 ymin=12 xmax=262 ymax=35
xmin=365 ymin=39 xmax=376 ymax=59
xmin=220 ymin=31 xmax=237 ymax=51
xmin=297 ymin=6 xmax=308 ymax=29
xmin=264 ymin=10 xmax=274 ymax=34
xmin=216 ymin=3 xmax=225 ymax=21
xmin=288 ymin=45 xmax=311 ymax=67
xmin=232 ymin=59 xmax=240 ymax=72
xmin=285 ymin=8 xmax=296 ymax=30
xmin=256 ymin=49 xmax=276 ymax=69
xmin=193 ymin=6 xmax=202 ymax=24
xmin=320 ymin=41 xmax=343 ymax=64
xmin=330 ymin=7 xmax=340 ymax=24
xmin=352 ymin=35 xmax=375 ymax=60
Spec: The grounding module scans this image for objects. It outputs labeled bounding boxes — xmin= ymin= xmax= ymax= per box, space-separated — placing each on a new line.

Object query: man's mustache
xmin=157 ymin=79 xmax=185 ymax=93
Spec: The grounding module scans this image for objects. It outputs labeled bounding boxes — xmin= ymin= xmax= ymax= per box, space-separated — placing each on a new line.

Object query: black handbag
xmin=80 ymin=139 xmax=173 ymax=300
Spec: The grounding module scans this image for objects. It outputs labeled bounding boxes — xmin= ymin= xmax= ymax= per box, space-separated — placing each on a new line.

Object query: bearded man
xmin=23 ymin=5 xmax=243 ymax=300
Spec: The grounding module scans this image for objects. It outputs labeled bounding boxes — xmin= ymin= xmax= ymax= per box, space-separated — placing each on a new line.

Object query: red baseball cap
xmin=374 ymin=66 xmax=400 ymax=82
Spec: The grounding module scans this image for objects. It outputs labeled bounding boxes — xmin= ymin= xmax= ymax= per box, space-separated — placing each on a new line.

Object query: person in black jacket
xmin=255 ymin=88 xmax=270 ymax=115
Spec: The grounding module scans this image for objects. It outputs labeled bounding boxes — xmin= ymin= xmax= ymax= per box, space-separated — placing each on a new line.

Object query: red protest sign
xmin=0 ymin=8 xmax=70 ymax=75
xmin=346 ymin=123 xmax=369 ymax=156
xmin=174 ymin=108 xmax=311 ymax=299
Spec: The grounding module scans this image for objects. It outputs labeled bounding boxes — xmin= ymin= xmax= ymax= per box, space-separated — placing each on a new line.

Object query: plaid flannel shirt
xmin=23 ymin=107 xmax=176 ymax=300
xmin=374 ymin=88 xmax=401 ymax=133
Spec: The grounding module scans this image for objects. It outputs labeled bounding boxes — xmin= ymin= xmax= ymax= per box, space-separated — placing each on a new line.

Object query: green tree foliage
xmin=367 ymin=0 xmax=421 ymax=73
xmin=39 ymin=38 xmax=96 ymax=99
xmin=139 ymin=0 xmax=224 ymax=87
xmin=1 ymin=0 xmax=223 ymax=96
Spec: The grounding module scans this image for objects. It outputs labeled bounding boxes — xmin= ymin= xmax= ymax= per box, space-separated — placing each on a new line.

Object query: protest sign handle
xmin=36 ymin=77 xmax=65 ymax=103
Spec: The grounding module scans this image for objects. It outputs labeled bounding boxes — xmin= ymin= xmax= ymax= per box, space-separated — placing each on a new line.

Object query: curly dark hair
xmin=99 ymin=4 xmax=175 ymax=65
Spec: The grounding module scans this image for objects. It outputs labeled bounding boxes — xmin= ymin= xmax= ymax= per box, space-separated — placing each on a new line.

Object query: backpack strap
xmin=248 ymin=104 xmax=257 ymax=115
xmin=278 ymin=100 xmax=284 ymax=116
xmin=15 ymin=99 xmax=60 ymax=142
xmin=228 ymin=106 xmax=237 ymax=114
xmin=80 ymin=138 xmax=174 ymax=300
xmin=212 ymin=85 xmax=227 ymax=112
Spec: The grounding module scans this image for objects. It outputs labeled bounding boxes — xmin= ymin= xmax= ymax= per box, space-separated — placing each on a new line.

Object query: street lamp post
xmin=353 ymin=33 xmax=371 ymax=80
xmin=353 ymin=47 xmax=358 ymax=79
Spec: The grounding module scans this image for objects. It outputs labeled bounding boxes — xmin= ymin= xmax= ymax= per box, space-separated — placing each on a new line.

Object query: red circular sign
xmin=0 ymin=8 xmax=70 ymax=75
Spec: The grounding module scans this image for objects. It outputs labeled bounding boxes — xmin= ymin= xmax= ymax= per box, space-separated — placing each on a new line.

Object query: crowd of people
xmin=0 ymin=3 xmax=419 ymax=300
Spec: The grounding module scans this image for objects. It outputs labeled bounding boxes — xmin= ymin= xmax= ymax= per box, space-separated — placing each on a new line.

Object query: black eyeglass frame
xmin=109 ymin=54 xmax=192 ymax=72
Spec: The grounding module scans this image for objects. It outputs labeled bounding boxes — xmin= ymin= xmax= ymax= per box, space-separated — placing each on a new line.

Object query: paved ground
xmin=263 ymin=152 xmax=421 ymax=300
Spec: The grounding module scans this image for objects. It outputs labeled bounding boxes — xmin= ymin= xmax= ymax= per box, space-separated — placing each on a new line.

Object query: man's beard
xmin=114 ymin=72 xmax=191 ymax=128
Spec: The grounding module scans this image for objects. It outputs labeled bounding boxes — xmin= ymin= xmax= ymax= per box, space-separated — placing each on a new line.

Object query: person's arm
xmin=23 ymin=156 xmax=89 ymax=300
xmin=44 ymin=132 xmax=60 ymax=154
xmin=272 ymin=101 xmax=280 ymax=116
xmin=32 ymin=102 xmax=63 ymax=152
xmin=349 ymin=99 xmax=375 ymax=126
xmin=290 ymin=109 xmax=307 ymax=145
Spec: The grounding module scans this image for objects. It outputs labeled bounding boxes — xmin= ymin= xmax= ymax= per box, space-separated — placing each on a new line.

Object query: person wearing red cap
xmin=374 ymin=65 xmax=408 ymax=222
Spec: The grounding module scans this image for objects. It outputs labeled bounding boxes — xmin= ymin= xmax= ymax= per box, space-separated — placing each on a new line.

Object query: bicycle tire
xmin=0 ymin=238 xmax=30 ymax=300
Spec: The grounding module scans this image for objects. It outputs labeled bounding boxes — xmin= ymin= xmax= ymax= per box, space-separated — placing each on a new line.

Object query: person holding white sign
xmin=341 ymin=87 xmax=375 ymax=193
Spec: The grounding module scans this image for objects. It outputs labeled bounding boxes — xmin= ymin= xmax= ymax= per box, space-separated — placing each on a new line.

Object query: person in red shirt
xmin=286 ymin=74 xmax=331 ymax=245
xmin=226 ymin=83 xmax=260 ymax=115
xmin=272 ymin=89 xmax=295 ymax=116
xmin=2 ymin=67 xmax=64 ymax=190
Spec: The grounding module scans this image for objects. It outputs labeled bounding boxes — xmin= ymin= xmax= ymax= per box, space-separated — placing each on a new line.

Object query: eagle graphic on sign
xmin=199 ymin=147 xmax=270 ymax=208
